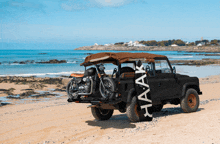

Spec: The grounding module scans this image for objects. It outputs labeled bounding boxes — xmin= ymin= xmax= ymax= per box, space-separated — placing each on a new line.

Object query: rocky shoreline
xmin=75 ymin=45 xmax=220 ymax=52
xmin=1 ymin=59 xmax=67 ymax=65
xmin=0 ymin=76 xmax=64 ymax=84
xmin=170 ymin=59 xmax=220 ymax=66
xmin=0 ymin=76 xmax=70 ymax=104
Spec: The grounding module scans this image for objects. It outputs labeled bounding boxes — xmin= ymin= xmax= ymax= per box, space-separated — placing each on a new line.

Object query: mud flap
xmin=135 ymin=60 xmax=153 ymax=121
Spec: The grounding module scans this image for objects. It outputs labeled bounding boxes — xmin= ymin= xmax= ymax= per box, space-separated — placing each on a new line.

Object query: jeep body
xmin=67 ymin=52 xmax=202 ymax=122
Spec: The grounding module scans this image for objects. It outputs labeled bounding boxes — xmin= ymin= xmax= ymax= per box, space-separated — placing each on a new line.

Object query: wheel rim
xmin=134 ymin=104 xmax=141 ymax=117
xmin=99 ymin=109 xmax=110 ymax=116
xmin=187 ymin=94 xmax=196 ymax=108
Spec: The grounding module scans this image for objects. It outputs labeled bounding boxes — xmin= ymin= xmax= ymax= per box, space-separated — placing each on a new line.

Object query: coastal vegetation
xmin=112 ymin=39 xmax=220 ymax=47
xmin=139 ymin=39 xmax=186 ymax=46
xmin=133 ymin=39 xmax=219 ymax=46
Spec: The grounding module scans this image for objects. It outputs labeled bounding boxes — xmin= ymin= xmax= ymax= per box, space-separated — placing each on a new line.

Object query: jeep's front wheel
xmin=91 ymin=107 xmax=114 ymax=120
xmin=126 ymin=96 xmax=144 ymax=122
xmin=180 ymin=88 xmax=199 ymax=113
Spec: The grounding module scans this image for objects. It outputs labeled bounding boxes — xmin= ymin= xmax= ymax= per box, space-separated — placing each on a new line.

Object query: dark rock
xmin=39 ymin=53 xmax=47 ymax=55
xmin=0 ymin=76 xmax=63 ymax=84
xmin=85 ymin=53 xmax=93 ymax=55
xmin=31 ymin=92 xmax=56 ymax=98
xmin=196 ymin=54 xmax=220 ymax=56
xmin=37 ymin=59 xmax=67 ymax=64
xmin=14 ymin=60 xmax=35 ymax=64
xmin=1 ymin=88 xmax=15 ymax=95
xmin=7 ymin=95 xmax=21 ymax=99
xmin=0 ymin=89 xmax=8 ymax=91
xmin=29 ymin=83 xmax=46 ymax=89
xmin=21 ymin=89 xmax=34 ymax=91
xmin=54 ymin=88 xmax=66 ymax=92
xmin=0 ymin=102 xmax=11 ymax=107
xmin=170 ymin=59 xmax=220 ymax=66
xmin=20 ymin=90 xmax=36 ymax=97
xmin=19 ymin=61 xmax=26 ymax=64
xmin=205 ymin=54 xmax=220 ymax=56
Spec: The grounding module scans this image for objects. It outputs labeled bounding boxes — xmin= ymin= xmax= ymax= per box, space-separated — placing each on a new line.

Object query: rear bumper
xmin=67 ymin=97 xmax=122 ymax=105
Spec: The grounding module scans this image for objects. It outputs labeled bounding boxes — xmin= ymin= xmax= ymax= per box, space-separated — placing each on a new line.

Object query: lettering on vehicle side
xmin=135 ymin=60 xmax=153 ymax=119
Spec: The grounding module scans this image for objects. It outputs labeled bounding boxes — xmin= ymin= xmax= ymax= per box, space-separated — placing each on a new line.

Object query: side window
xmin=121 ymin=63 xmax=135 ymax=69
xmin=155 ymin=60 xmax=171 ymax=74
xmin=142 ymin=62 xmax=154 ymax=76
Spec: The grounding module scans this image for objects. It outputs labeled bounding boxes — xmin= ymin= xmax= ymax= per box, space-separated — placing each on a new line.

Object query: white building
xmin=171 ymin=44 xmax=178 ymax=47
xmin=127 ymin=41 xmax=133 ymax=46
xmin=197 ymin=43 xmax=203 ymax=47
xmin=126 ymin=41 xmax=145 ymax=47
xmin=94 ymin=43 xmax=98 ymax=46
xmin=197 ymin=42 xmax=205 ymax=46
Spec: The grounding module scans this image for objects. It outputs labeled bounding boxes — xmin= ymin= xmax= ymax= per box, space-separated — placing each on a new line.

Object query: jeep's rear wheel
xmin=180 ymin=88 xmax=199 ymax=113
xmin=126 ymin=96 xmax=144 ymax=122
xmin=91 ymin=107 xmax=114 ymax=120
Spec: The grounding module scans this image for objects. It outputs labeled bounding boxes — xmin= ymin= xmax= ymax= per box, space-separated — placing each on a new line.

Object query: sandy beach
xmin=0 ymin=75 xmax=219 ymax=144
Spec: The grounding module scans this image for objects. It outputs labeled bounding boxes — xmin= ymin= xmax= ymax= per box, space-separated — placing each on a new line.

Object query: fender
xmin=182 ymin=82 xmax=200 ymax=97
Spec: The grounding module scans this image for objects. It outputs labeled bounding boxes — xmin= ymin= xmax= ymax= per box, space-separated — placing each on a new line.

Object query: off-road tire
xmin=180 ymin=88 xmax=199 ymax=113
xmin=126 ymin=96 xmax=145 ymax=122
xmin=99 ymin=77 xmax=116 ymax=99
xmin=152 ymin=104 xmax=163 ymax=112
xmin=91 ymin=107 xmax=114 ymax=120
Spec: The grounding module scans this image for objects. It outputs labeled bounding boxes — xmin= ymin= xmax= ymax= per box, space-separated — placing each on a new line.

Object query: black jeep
xmin=67 ymin=52 xmax=202 ymax=122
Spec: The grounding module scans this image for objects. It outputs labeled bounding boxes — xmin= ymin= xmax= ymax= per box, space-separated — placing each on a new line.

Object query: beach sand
xmin=0 ymin=76 xmax=220 ymax=144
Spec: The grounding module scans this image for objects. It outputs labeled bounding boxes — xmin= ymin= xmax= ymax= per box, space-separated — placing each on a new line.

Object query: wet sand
xmin=0 ymin=76 xmax=220 ymax=144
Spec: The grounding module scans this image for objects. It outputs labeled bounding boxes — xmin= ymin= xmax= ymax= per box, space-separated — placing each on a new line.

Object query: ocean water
xmin=0 ymin=49 xmax=220 ymax=78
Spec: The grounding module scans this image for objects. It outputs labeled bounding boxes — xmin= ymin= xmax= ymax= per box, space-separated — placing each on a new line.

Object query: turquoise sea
xmin=0 ymin=49 xmax=220 ymax=78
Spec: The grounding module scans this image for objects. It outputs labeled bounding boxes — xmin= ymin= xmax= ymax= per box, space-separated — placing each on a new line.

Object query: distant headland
xmin=75 ymin=39 xmax=220 ymax=52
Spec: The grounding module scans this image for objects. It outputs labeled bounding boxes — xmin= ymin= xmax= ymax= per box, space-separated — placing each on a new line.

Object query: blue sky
xmin=0 ymin=0 xmax=220 ymax=47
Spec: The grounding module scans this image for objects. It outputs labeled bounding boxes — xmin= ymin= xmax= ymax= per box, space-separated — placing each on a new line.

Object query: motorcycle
xmin=66 ymin=64 xmax=116 ymax=102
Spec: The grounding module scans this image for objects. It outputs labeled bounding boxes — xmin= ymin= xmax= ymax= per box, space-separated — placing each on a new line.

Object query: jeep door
xmin=147 ymin=60 xmax=181 ymax=101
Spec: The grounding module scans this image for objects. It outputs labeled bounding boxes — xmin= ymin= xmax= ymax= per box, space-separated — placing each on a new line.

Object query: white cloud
xmin=61 ymin=0 xmax=145 ymax=11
